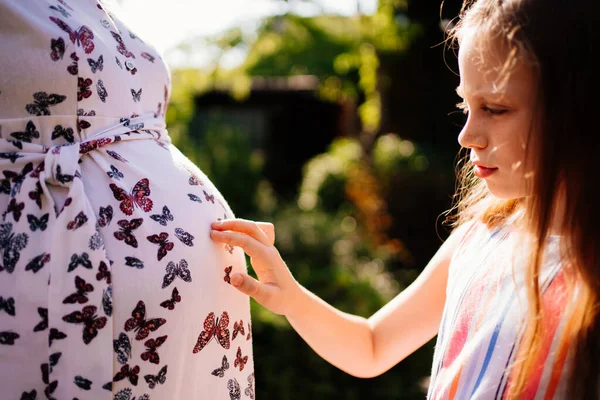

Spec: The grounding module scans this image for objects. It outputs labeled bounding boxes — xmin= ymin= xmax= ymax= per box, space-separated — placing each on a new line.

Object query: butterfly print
xmin=247 ymin=322 xmax=252 ymax=341
xmin=97 ymin=79 xmax=107 ymax=102
xmin=0 ymin=296 xmax=15 ymax=316
xmin=51 ymin=124 xmax=75 ymax=143
xmin=161 ymin=258 xmax=191 ymax=288
xmin=67 ymin=252 xmax=92 ymax=272
xmin=49 ymin=4 xmax=71 ymax=18
xmin=192 ymin=311 xmax=230 ymax=354
xmin=41 ymin=352 xmax=61 ymax=384
xmin=114 ymin=388 xmax=151 ymax=400
xmin=113 ymin=332 xmax=132 ymax=365
xmin=89 ymin=226 xmax=104 ymax=250
xmin=114 ymin=218 xmax=144 ymax=248
xmin=228 ymin=378 xmax=241 ymax=400
xmin=49 ymin=16 xmax=95 ymax=54
xmin=77 ymin=118 xmax=91 ymax=133
xmin=77 ymin=108 xmax=96 ymax=116
xmin=0 ymin=331 xmax=19 ymax=345
xmin=150 ymin=205 xmax=173 ymax=226
xmin=67 ymin=51 xmax=79 ymax=75
xmin=44 ymin=380 xmax=58 ymax=399
xmin=19 ymin=390 xmax=37 ymax=400
xmin=188 ymin=174 xmax=202 ymax=186
xmin=174 ymin=227 xmax=194 ymax=247
xmin=25 ymin=252 xmax=51 ymax=273
xmin=147 ymin=232 xmax=174 ymax=261
xmin=245 ymin=373 xmax=255 ymax=399
xmin=0 ymin=152 xmax=23 ymax=163
xmin=111 ymin=31 xmax=135 ymax=58
xmin=77 ymin=77 xmax=93 ymax=101
xmin=2 ymin=198 xmax=24 ymax=222
xmin=98 ymin=205 xmax=113 ymax=227
xmin=57 ymin=0 xmax=74 ymax=10
xmin=25 ymin=91 xmax=66 ymax=116
xmin=204 ymin=190 xmax=215 ymax=203
xmin=113 ymin=364 xmax=140 ymax=386
xmin=2 ymin=161 xmax=33 ymax=196
xmin=107 ymin=165 xmax=123 ymax=180
xmin=62 ymin=275 xmax=94 ymax=304
xmin=74 ymin=375 xmax=92 ymax=390
xmin=87 ymin=54 xmax=104 ymax=73
xmin=0 ymin=222 xmax=29 ymax=273
xmin=211 ymin=355 xmax=229 ymax=378
xmin=103 ymin=286 xmax=113 ymax=316
xmin=187 ymin=193 xmax=202 ymax=203
xmin=96 ymin=260 xmax=112 ymax=284
xmin=66 ymin=211 xmax=87 ymax=230
xmin=50 ymin=37 xmax=66 ymax=61
xmin=159 ymin=287 xmax=181 ymax=310
xmin=141 ymin=335 xmax=168 ymax=364
xmin=123 ymin=257 xmax=143 ymax=270
xmin=110 ymin=178 xmax=153 ymax=215
xmin=234 ymin=346 xmax=248 ymax=371
xmin=224 ymin=265 xmax=232 ymax=284
xmin=10 ymin=120 xmax=40 ymax=142
xmin=27 ymin=213 xmax=49 ymax=232
xmin=144 ymin=365 xmax=167 ymax=389
xmin=62 ymin=305 xmax=107 ymax=344
xmin=141 ymin=52 xmax=155 ymax=63
xmin=33 ymin=307 xmax=48 ymax=332
xmin=232 ymin=320 xmax=245 ymax=341
xmin=115 ymin=56 xmax=123 ymax=69
xmin=124 ymin=300 xmax=166 ymax=341
xmin=49 ymin=328 xmax=67 ymax=346
xmin=131 ymin=88 xmax=142 ymax=103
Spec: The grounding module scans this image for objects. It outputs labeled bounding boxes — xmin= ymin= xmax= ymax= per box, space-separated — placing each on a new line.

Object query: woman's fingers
xmin=212 ymin=219 xmax=274 ymax=246
xmin=229 ymin=273 xmax=272 ymax=304
xmin=210 ymin=229 xmax=267 ymax=260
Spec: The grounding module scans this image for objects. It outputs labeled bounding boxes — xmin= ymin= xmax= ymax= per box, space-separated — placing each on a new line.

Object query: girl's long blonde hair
xmin=446 ymin=0 xmax=600 ymax=398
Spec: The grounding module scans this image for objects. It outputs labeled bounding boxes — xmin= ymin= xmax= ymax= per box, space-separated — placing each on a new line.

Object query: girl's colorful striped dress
xmin=427 ymin=220 xmax=572 ymax=399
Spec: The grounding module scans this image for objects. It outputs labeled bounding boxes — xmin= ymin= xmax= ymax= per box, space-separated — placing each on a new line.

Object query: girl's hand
xmin=210 ymin=219 xmax=301 ymax=316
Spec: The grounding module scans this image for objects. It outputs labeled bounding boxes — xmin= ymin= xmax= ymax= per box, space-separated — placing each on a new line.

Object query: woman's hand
xmin=210 ymin=219 xmax=301 ymax=316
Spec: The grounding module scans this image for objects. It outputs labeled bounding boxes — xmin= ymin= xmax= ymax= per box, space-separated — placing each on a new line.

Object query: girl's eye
xmin=482 ymin=106 xmax=507 ymax=115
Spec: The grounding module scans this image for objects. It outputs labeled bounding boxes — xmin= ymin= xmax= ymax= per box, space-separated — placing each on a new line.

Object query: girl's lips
xmin=474 ymin=164 xmax=498 ymax=178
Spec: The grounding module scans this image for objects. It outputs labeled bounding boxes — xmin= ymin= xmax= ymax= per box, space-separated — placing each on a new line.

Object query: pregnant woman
xmin=0 ymin=0 xmax=254 ymax=399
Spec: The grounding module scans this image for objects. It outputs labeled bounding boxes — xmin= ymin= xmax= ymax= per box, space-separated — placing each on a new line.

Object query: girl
xmin=210 ymin=0 xmax=600 ymax=398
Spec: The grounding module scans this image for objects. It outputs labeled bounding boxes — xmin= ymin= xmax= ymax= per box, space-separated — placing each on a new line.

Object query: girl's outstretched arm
xmin=210 ymin=219 xmax=470 ymax=378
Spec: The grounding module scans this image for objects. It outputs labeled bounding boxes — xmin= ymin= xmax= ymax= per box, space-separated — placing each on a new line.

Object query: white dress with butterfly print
xmin=0 ymin=1 xmax=255 ymax=399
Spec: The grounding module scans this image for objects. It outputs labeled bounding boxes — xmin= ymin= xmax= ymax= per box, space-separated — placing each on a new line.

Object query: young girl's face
xmin=456 ymin=28 xmax=538 ymax=199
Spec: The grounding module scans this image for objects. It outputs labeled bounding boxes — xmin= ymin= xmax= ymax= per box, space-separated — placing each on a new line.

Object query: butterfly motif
xmin=115 ymin=56 xmax=123 ymax=69
xmin=0 ymin=331 xmax=19 ymax=345
xmin=67 ymin=51 xmax=79 ymax=75
xmin=114 ymin=388 xmax=151 ymax=400
xmin=131 ymin=88 xmax=142 ymax=103
xmin=2 ymin=198 xmax=25 ymax=222
xmin=77 ymin=108 xmax=96 ymax=116
xmin=228 ymin=378 xmax=241 ymax=400
xmin=74 ymin=375 xmax=92 ymax=390
xmin=188 ymin=174 xmax=202 ymax=186
xmin=232 ymin=320 xmax=245 ymax=341
xmin=19 ymin=390 xmax=37 ymax=400
xmin=89 ymin=227 xmax=104 ymax=250
xmin=98 ymin=205 xmax=113 ymax=227
xmin=49 ymin=4 xmax=70 ymax=18
xmin=187 ymin=193 xmax=202 ymax=203
xmin=211 ymin=355 xmax=229 ymax=378
xmin=97 ymin=79 xmax=108 ymax=102
xmin=174 ymin=227 xmax=194 ymax=247
xmin=147 ymin=232 xmax=174 ymax=261
xmin=111 ymin=31 xmax=136 ymax=58
xmin=150 ymin=205 xmax=173 ymax=226
xmin=204 ymin=190 xmax=215 ymax=203
xmin=67 ymin=252 xmax=92 ymax=272
xmin=34 ymin=307 xmax=48 ymax=332
xmin=54 ymin=163 xmax=76 ymax=184
xmin=25 ymin=252 xmax=51 ymax=273
xmin=224 ymin=266 xmax=233 ymax=284
xmin=124 ymin=256 xmax=144 ymax=270
xmin=0 ymin=152 xmax=23 ymax=164
xmin=159 ymin=287 xmax=181 ymax=310
xmin=247 ymin=322 xmax=252 ymax=341
xmin=25 ymin=91 xmax=66 ymax=116
xmin=245 ymin=373 xmax=255 ymax=399
xmin=96 ymin=260 xmax=112 ymax=284
xmin=124 ymin=300 xmax=166 ymax=341
xmin=141 ymin=335 xmax=168 ymax=364
xmin=113 ymin=332 xmax=132 ymax=365
xmin=192 ymin=311 xmax=230 ymax=354
xmin=144 ymin=365 xmax=167 ymax=389
xmin=10 ymin=120 xmax=40 ymax=142
xmin=110 ymin=178 xmax=153 ymax=215
xmin=49 ymin=16 xmax=95 ymax=54
xmin=57 ymin=0 xmax=74 ymax=11
xmin=77 ymin=118 xmax=91 ymax=133
xmin=103 ymin=286 xmax=113 ymax=316
xmin=106 ymin=165 xmax=123 ymax=180
xmin=26 ymin=182 xmax=42 ymax=210
xmin=62 ymin=305 xmax=107 ymax=344
xmin=0 ymin=296 xmax=15 ymax=316
xmin=51 ymin=124 xmax=75 ymax=143
xmin=225 ymin=244 xmax=235 ymax=254
xmin=49 ymin=327 xmax=67 ymax=346
xmin=62 ymin=275 xmax=94 ymax=304
xmin=41 ymin=352 xmax=61 ymax=380
xmin=114 ymin=218 xmax=144 ymax=248
xmin=50 ymin=37 xmax=66 ymax=61
xmin=87 ymin=54 xmax=104 ymax=73
xmin=44 ymin=381 xmax=58 ymax=399
xmin=77 ymin=77 xmax=93 ymax=101
xmin=27 ymin=213 xmax=49 ymax=232
xmin=66 ymin=211 xmax=88 ymax=230
xmin=141 ymin=52 xmax=155 ymax=63
xmin=0 ymin=222 xmax=29 ymax=273
xmin=113 ymin=364 xmax=140 ymax=386
xmin=234 ymin=346 xmax=248 ymax=371
xmin=161 ymin=259 xmax=191 ymax=288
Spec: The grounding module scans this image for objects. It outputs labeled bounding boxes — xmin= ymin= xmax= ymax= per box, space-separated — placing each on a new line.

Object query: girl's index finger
xmin=211 ymin=218 xmax=271 ymax=246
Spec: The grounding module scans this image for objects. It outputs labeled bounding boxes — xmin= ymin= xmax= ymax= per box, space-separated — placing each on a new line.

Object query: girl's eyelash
xmin=455 ymin=101 xmax=507 ymax=116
